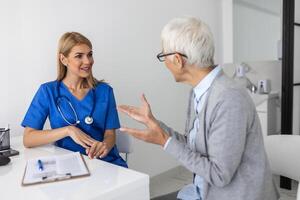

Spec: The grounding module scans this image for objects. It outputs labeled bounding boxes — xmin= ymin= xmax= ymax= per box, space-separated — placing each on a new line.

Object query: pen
xmin=37 ymin=159 xmax=44 ymax=171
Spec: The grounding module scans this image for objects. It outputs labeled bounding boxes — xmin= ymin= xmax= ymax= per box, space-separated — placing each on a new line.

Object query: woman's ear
xmin=173 ymin=53 xmax=185 ymax=69
xmin=60 ymin=54 xmax=68 ymax=66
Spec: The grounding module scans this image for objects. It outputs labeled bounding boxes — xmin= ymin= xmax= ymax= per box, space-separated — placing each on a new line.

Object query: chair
xmin=264 ymin=135 xmax=300 ymax=200
xmin=115 ymin=129 xmax=133 ymax=162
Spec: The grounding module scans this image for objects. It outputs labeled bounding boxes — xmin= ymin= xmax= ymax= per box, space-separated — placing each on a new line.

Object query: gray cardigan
xmin=160 ymin=71 xmax=279 ymax=200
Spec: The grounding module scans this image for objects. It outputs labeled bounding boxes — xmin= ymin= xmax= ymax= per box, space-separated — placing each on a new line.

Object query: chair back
xmin=115 ymin=129 xmax=133 ymax=161
xmin=264 ymin=135 xmax=300 ymax=200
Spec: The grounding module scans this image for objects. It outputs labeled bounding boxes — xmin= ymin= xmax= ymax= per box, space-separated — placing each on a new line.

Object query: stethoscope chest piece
xmin=84 ymin=116 xmax=94 ymax=125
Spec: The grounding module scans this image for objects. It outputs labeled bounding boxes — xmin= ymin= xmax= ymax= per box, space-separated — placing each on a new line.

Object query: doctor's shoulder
xmin=39 ymin=81 xmax=58 ymax=92
xmin=94 ymin=80 xmax=112 ymax=92
xmin=94 ymin=80 xmax=116 ymax=99
xmin=31 ymin=81 xmax=59 ymax=99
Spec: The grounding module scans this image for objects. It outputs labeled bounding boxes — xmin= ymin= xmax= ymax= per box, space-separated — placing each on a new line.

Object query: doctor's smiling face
xmin=60 ymin=43 xmax=94 ymax=79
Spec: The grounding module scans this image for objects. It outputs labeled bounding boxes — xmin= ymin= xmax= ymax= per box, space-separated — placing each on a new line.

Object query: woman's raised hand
xmin=118 ymin=94 xmax=155 ymax=124
xmin=118 ymin=94 xmax=169 ymax=146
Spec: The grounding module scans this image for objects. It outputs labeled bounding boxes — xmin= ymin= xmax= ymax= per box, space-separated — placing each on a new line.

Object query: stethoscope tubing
xmin=57 ymin=97 xmax=80 ymax=125
xmin=56 ymin=81 xmax=96 ymax=125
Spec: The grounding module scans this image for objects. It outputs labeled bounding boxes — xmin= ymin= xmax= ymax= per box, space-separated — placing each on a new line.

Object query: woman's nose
xmin=83 ymin=56 xmax=92 ymax=64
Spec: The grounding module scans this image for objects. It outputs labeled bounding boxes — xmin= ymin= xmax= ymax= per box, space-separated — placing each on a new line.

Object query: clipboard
xmin=21 ymin=152 xmax=90 ymax=186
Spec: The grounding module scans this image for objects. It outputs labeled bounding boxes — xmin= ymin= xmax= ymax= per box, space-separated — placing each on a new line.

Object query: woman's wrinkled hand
xmin=118 ymin=94 xmax=169 ymax=146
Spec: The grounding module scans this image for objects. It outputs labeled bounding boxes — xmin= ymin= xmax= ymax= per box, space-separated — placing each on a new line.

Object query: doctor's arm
xmin=23 ymin=85 xmax=96 ymax=149
xmin=103 ymin=129 xmax=116 ymax=150
xmin=23 ymin=126 xmax=95 ymax=148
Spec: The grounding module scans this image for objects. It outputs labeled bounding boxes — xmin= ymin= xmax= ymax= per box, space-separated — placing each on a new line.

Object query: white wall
xmin=233 ymin=0 xmax=282 ymax=62
xmin=296 ymin=0 xmax=300 ymax=23
xmin=0 ymin=0 xmax=224 ymax=177
xmin=222 ymin=0 xmax=233 ymax=63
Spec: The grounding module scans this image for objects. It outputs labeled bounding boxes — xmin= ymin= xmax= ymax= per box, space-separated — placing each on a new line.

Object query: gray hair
xmin=161 ymin=16 xmax=215 ymax=67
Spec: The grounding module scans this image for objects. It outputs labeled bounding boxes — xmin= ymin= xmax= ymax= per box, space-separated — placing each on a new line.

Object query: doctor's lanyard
xmin=56 ymin=81 xmax=96 ymax=125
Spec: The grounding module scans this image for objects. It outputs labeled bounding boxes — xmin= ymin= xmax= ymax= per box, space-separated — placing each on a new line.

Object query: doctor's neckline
xmin=60 ymin=81 xmax=92 ymax=102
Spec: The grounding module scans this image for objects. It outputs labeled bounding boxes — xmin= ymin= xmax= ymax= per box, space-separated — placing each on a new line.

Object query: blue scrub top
xmin=22 ymin=80 xmax=127 ymax=168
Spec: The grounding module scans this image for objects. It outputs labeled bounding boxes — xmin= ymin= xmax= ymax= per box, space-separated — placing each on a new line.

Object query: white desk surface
xmin=0 ymin=136 xmax=149 ymax=200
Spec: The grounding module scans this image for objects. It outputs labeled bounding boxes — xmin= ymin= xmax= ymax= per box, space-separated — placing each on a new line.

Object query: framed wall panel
xmin=280 ymin=0 xmax=295 ymax=189
xmin=294 ymin=0 xmax=300 ymax=135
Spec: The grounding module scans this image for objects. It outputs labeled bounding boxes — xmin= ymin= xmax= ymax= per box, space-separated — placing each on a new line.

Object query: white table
xmin=0 ymin=136 xmax=149 ymax=200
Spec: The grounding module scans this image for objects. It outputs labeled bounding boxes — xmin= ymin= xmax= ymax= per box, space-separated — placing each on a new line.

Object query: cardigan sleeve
xmin=163 ymin=89 xmax=250 ymax=187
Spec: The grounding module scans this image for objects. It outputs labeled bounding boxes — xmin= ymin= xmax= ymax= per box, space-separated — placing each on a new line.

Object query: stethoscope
xmin=56 ymin=81 xmax=96 ymax=125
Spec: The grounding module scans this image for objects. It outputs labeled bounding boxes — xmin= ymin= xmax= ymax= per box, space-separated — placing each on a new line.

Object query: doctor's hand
xmin=66 ymin=126 xmax=96 ymax=149
xmin=86 ymin=141 xmax=111 ymax=159
xmin=118 ymin=94 xmax=169 ymax=146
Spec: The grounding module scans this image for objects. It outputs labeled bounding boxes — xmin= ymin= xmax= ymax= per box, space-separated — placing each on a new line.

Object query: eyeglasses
xmin=156 ymin=52 xmax=188 ymax=62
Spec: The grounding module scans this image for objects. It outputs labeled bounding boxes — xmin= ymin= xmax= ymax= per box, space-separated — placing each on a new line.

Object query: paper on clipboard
xmin=22 ymin=152 xmax=90 ymax=186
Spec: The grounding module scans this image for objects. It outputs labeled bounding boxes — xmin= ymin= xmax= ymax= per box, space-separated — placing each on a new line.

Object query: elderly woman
xmin=118 ymin=17 xmax=279 ymax=199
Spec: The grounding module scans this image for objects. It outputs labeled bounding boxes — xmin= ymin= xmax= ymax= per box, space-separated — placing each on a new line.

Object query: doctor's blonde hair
xmin=57 ymin=32 xmax=99 ymax=88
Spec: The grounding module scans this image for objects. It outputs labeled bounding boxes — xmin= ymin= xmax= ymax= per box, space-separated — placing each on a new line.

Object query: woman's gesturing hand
xmin=118 ymin=94 xmax=169 ymax=146
xmin=66 ymin=126 xmax=96 ymax=148
xmin=118 ymin=94 xmax=155 ymax=124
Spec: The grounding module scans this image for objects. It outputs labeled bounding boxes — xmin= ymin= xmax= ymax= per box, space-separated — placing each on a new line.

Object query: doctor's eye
xmin=87 ymin=52 xmax=93 ymax=58
xmin=75 ymin=54 xmax=83 ymax=59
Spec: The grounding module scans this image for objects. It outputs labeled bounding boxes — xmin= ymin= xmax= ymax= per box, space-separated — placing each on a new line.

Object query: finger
xmin=118 ymin=105 xmax=139 ymax=115
xmin=75 ymin=130 xmax=95 ymax=146
xmin=119 ymin=127 xmax=147 ymax=141
xmin=85 ymin=135 xmax=96 ymax=142
xmin=94 ymin=144 xmax=103 ymax=158
xmin=141 ymin=94 xmax=152 ymax=115
xmin=117 ymin=104 xmax=129 ymax=109
xmin=127 ymin=109 xmax=143 ymax=119
xmin=99 ymin=149 xmax=108 ymax=158
xmin=78 ymin=137 xmax=92 ymax=148
xmin=81 ymin=133 xmax=97 ymax=146
xmin=92 ymin=143 xmax=100 ymax=159
xmin=80 ymin=138 xmax=91 ymax=147
xmin=78 ymin=141 xmax=89 ymax=149
xmin=82 ymin=137 xmax=94 ymax=147
xmin=89 ymin=142 xmax=97 ymax=159
xmin=118 ymin=106 xmax=145 ymax=123
xmin=141 ymin=93 xmax=149 ymax=106
xmin=95 ymin=144 xmax=105 ymax=158
xmin=117 ymin=105 xmax=132 ymax=113
xmin=93 ymin=142 xmax=103 ymax=158
xmin=86 ymin=147 xmax=90 ymax=155
xmin=82 ymin=134 xmax=96 ymax=143
xmin=98 ymin=143 xmax=108 ymax=158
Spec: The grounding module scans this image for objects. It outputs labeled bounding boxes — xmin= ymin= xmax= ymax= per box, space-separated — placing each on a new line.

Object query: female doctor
xmin=22 ymin=32 xmax=127 ymax=168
